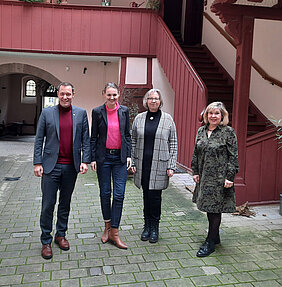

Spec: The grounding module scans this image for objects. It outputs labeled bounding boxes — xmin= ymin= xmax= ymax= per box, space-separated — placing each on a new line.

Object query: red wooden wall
xmin=244 ymin=130 xmax=281 ymax=204
xmin=0 ymin=1 xmax=157 ymax=56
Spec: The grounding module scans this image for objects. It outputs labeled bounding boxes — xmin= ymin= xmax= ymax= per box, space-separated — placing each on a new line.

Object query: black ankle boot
xmin=141 ymin=219 xmax=150 ymax=241
xmin=149 ymin=221 xmax=159 ymax=243
xmin=196 ymin=240 xmax=215 ymax=257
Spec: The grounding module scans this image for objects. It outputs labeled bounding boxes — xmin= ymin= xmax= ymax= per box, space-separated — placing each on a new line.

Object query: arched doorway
xmin=0 ymin=63 xmax=60 ymax=136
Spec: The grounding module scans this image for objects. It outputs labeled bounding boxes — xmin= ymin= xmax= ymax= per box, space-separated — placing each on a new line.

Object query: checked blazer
xmin=131 ymin=111 xmax=178 ymax=190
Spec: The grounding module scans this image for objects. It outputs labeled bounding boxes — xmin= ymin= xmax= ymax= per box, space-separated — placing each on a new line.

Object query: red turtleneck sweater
xmin=57 ymin=105 xmax=74 ymax=164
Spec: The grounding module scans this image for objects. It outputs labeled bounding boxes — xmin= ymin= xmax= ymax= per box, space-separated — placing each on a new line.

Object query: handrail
xmin=203 ymin=12 xmax=282 ymax=88
xmin=157 ymin=17 xmax=208 ymax=95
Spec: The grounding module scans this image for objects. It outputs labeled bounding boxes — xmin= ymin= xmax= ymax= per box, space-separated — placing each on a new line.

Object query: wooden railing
xmin=156 ymin=17 xmax=208 ymax=170
xmin=0 ymin=1 xmax=158 ymax=57
xmin=204 ymin=12 xmax=282 ymax=88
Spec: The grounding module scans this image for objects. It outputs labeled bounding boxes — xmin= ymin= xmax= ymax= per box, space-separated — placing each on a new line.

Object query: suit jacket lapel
xmin=101 ymin=104 xmax=107 ymax=126
xmin=72 ymin=106 xmax=76 ymax=142
xmin=54 ymin=105 xmax=60 ymax=140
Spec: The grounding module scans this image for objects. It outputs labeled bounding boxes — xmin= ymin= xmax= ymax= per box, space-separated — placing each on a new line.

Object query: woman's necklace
xmin=150 ymin=116 xmax=154 ymax=120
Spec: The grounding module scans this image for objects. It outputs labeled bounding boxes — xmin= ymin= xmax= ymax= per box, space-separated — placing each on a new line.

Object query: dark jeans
xmin=142 ymin=186 xmax=162 ymax=222
xmin=97 ymin=153 xmax=127 ymax=228
xmin=40 ymin=163 xmax=77 ymax=245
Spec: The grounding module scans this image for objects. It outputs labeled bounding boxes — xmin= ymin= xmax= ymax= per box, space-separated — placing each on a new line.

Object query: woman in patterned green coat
xmin=191 ymin=102 xmax=239 ymax=257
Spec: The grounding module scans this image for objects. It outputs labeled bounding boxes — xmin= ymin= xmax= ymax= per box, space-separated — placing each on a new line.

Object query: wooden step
xmin=196 ymin=67 xmax=220 ymax=74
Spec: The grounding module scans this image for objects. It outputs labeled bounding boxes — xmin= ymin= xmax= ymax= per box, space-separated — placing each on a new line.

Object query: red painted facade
xmin=0 ymin=1 xmax=157 ymax=56
xmin=0 ymin=1 xmax=281 ymax=205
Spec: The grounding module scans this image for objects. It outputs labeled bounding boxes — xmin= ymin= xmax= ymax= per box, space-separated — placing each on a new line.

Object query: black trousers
xmin=142 ymin=186 xmax=162 ymax=222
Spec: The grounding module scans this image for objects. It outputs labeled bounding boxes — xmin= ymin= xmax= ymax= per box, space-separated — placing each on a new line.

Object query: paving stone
xmin=252 ymin=280 xmax=282 ymax=287
xmin=119 ymin=283 xmax=146 ymax=287
xmin=216 ymin=273 xmax=239 ymax=284
xmin=114 ymin=263 xmax=139 ymax=274
xmin=234 ymin=284 xmax=253 ymax=287
xmin=23 ymin=272 xmax=51 ymax=283
xmin=12 ymin=232 xmax=32 ymax=238
xmin=138 ymin=262 xmax=157 ymax=272
xmin=155 ymin=260 xmax=181 ymax=270
xmin=70 ymin=268 xmax=88 ymax=278
xmin=77 ymin=233 xmax=95 ymax=239
xmin=0 ymin=274 xmax=23 ymax=285
xmin=151 ymin=269 xmax=179 ymax=280
xmin=146 ymin=281 xmax=166 ymax=287
xmin=103 ymin=265 xmax=113 ymax=275
xmin=134 ymin=271 xmax=153 ymax=282
xmin=191 ymin=274 xmax=222 ymax=286
xmin=164 ymin=278 xmax=195 ymax=287
xmin=0 ymin=266 xmax=16 ymax=276
xmin=16 ymin=264 xmax=43 ymax=274
xmin=61 ymin=278 xmax=80 ymax=287
xmin=249 ymin=270 xmax=279 ymax=281
xmin=89 ymin=267 xmax=102 ymax=276
xmin=108 ymin=273 xmax=136 ymax=285
xmin=201 ymin=266 xmax=221 ymax=275
xmin=233 ymin=261 xmax=260 ymax=272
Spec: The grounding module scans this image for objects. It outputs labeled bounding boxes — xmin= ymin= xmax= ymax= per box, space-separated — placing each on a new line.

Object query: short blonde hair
xmin=143 ymin=89 xmax=163 ymax=109
xmin=203 ymin=102 xmax=229 ymax=126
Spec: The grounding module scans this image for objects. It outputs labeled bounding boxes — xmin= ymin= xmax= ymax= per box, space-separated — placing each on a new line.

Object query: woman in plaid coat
xmin=131 ymin=89 xmax=178 ymax=243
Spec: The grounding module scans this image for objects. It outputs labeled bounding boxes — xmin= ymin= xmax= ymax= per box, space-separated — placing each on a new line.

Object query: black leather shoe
xmin=149 ymin=221 xmax=159 ymax=243
xmin=141 ymin=220 xmax=150 ymax=241
xmin=196 ymin=241 xmax=215 ymax=257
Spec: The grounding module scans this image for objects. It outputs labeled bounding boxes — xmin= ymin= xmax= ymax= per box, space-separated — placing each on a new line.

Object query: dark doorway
xmin=164 ymin=0 xmax=183 ymax=32
xmin=184 ymin=0 xmax=204 ymax=45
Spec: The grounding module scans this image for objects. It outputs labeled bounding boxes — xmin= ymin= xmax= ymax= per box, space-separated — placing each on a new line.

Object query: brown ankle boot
xmin=108 ymin=228 xmax=128 ymax=249
xmin=101 ymin=221 xmax=111 ymax=244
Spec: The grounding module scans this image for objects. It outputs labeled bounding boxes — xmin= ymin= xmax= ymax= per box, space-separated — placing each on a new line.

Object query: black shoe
xmin=149 ymin=221 xmax=159 ymax=243
xmin=141 ymin=220 xmax=150 ymax=241
xmin=196 ymin=241 xmax=215 ymax=257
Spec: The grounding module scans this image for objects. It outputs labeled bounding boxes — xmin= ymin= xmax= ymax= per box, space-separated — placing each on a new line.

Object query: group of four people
xmin=33 ymin=81 xmax=238 ymax=260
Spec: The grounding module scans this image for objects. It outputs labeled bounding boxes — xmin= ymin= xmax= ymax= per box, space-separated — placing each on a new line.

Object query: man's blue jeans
xmin=40 ymin=164 xmax=77 ymax=245
xmin=97 ymin=152 xmax=127 ymax=228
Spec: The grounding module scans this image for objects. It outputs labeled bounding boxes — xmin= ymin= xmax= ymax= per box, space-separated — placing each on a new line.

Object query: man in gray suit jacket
xmin=33 ymin=82 xmax=91 ymax=260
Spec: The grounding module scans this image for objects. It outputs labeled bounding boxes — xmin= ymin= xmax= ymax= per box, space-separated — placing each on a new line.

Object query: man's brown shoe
xmin=41 ymin=244 xmax=52 ymax=260
xmin=54 ymin=236 xmax=70 ymax=251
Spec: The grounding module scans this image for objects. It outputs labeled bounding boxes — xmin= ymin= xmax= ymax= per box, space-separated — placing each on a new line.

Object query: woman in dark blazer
xmin=131 ymin=89 xmax=178 ymax=243
xmin=91 ymin=82 xmax=131 ymax=249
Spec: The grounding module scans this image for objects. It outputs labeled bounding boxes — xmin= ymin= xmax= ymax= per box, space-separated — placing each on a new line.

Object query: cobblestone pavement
xmin=0 ymin=136 xmax=281 ymax=287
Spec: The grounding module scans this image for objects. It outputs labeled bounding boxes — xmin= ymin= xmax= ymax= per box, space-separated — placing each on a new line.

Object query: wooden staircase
xmin=172 ymin=32 xmax=270 ymax=136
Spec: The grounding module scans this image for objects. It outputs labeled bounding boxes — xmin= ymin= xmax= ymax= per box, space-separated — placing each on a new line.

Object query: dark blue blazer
xmin=90 ymin=104 xmax=131 ymax=164
xmin=33 ymin=105 xmax=91 ymax=174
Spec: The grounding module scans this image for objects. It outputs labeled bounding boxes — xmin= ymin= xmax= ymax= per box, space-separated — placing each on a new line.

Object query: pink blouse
xmin=106 ymin=102 xmax=121 ymax=149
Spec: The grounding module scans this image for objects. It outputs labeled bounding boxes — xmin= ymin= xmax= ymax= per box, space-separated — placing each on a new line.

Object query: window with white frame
xmin=21 ymin=77 xmax=37 ymax=104
xmin=25 ymin=79 xmax=36 ymax=97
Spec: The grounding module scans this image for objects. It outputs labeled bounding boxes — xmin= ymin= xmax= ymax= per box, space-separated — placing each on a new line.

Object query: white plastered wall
xmin=202 ymin=0 xmax=282 ymax=122
xmin=152 ymin=59 xmax=175 ymax=117
xmin=0 ymin=53 xmax=120 ymax=121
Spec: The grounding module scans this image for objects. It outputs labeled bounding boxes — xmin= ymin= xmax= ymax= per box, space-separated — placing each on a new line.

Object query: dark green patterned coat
xmin=191 ymin=125 xmax=239 ymax=213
